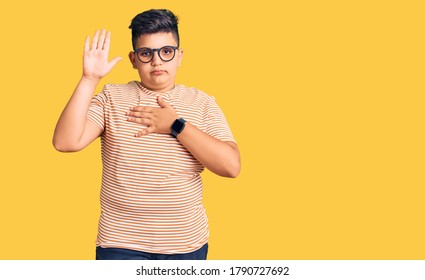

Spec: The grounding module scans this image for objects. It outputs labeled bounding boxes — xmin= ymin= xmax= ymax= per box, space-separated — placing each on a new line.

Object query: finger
xmin=103 ymin=31 xmax=111 ymax=52
xmin=130 ymin=106 xmax=154 ymax=113
xmin=135 ymin=126 xmax=155 ymax=137
xmin=91 ymin=30 xmax=100 ymax=50
xmin=84 ymin=36 xmax=90 ymax=53
xmin=108 ymin=56 xmax=122 ymax=68
xmin=145 ymin=126 xmax=156 ymax=134
xmin=127 ymin=116 xmax=152 ymax=125
xmin=98 ymin=29 xmax=106 ymax=50
xmin=135 ymin=129 xmax=147 ymax=137
xmin=126 ymin=111 xmax=151 ymax=118
xmin=127 ymin=116 xmax=141 ymax=123
xmin=157 ymin=96 xmax=169 ymax=108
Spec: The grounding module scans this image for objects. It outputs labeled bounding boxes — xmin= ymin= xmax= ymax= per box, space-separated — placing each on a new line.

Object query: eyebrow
xmin=136 ymin=45 xmax=177 ymax=48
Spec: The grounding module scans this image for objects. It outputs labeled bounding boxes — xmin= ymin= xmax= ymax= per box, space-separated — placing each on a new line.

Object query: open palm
xmin=83 ymin=29 xmax=122 ymax=80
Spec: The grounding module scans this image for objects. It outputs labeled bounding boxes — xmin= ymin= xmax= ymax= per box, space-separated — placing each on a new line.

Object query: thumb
xmin=157 ymin=96 xmax=169 ymax=108
xmin=109 ymin=56 xmax=122 ymax=68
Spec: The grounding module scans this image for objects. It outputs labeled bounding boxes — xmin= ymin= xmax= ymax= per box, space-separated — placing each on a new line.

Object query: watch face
xmin=172 ymin=120 xmax=185 ymax=132
xmin=171 ymin=118 xmax=186 ymax=136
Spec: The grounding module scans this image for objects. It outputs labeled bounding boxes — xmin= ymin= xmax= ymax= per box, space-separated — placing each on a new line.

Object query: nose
xmin=151 ymin=50 xmax=162 ymax=65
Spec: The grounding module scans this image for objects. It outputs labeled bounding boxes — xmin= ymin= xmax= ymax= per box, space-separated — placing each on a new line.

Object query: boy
xmin=53 ymin=9 xmax=240 ymax=260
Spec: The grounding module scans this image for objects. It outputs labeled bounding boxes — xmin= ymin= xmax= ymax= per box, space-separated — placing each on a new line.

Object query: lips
xmin=151 ymin=70 xmax=166 ymax=75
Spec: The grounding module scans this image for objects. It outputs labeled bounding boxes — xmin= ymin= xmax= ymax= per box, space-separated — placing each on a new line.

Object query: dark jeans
xmin=96 ymin=243 xmax=208 ymax=260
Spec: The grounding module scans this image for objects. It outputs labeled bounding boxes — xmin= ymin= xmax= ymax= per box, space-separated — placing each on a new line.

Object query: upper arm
xmin=53 ymin=118 xmax=103 ymax=153
xmin=75 ymin=118 xmax=103 ymax=151
xmin=78 ymin=86 xmax=108 ymax=150
xmin=204 ymin=97 xmax=236 ymax=143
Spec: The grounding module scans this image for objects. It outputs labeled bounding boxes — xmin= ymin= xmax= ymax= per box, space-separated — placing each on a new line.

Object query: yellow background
xmin=0 ymin=0 xmax=424 ymax=259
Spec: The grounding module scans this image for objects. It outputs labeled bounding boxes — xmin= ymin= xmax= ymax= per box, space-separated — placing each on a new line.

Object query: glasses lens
xmin=159 ymin=46 xmax=176 ymax=62
xmin=137 ymin=48 xmax=153 ymax=63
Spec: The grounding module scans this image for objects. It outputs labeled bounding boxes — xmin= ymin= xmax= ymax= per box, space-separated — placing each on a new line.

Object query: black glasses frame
xmin=134 ymin=46 xmax=179 ymax=63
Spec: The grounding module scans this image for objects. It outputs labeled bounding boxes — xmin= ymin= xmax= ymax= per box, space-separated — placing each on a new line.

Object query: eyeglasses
xmin=134 ymin=46 xmax=178 ymax=63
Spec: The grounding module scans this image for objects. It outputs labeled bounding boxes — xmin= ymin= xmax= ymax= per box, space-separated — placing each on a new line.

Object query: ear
xmin=128 ymin=51 xmax=137 ymax=69
xmin=177 ymin=48 xmax=184 ymax=67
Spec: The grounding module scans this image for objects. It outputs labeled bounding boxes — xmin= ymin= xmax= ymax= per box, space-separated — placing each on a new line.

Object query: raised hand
xmin=83 ymin=29 xmax=122 ymax=81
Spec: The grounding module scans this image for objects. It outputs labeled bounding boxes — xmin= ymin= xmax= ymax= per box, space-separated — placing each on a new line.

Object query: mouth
xmin=151 ymin=70 xmax=166 ymax=75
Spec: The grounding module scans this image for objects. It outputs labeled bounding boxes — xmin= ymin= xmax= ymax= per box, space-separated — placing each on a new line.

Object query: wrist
xmin=81 ymin=74 xmax=101 ymax=85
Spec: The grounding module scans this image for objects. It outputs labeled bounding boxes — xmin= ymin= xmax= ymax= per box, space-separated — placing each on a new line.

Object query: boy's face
xmin=129 ymin=32 xmax=183 ymax=93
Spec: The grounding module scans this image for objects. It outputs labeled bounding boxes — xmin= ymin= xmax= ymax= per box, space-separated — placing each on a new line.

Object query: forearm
xmin=52 ymin=76 xmax=99 ymax=151
xmin=176 ymin=122 xmax=241 ymax=178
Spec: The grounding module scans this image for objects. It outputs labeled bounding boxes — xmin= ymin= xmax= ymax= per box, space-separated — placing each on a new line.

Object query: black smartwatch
xmin=171 ymin=118 xmax=187 ymax=138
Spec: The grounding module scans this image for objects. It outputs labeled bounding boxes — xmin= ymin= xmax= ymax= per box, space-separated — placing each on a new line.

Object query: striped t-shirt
xmin=86 ymin=81 xmax=235 ymax=254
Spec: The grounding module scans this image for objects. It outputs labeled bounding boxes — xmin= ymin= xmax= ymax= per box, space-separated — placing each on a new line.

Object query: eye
xmin=138 ymin=49 xmax=152 ymax=57
xmin=161 ymin=47 xmax=174 ymax=56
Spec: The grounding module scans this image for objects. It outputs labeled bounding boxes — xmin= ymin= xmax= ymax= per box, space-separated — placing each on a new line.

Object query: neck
xmin=139 ymin=81 xmax=175 ymax=93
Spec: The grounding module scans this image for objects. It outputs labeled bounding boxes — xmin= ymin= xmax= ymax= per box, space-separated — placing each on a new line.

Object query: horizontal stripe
xmin=87 ymin=81 xmax=235 ymax=254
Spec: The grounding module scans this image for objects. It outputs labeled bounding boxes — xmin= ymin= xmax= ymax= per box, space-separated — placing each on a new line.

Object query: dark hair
xmin=129 ymin=9 xmax=180 ymax=50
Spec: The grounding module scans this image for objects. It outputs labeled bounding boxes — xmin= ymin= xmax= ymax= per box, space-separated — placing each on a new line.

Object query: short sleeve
xmin=86 ymin=85 xmax=109 ymax=130
xmin=204 ymin=96 xmax=236 ymax=143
